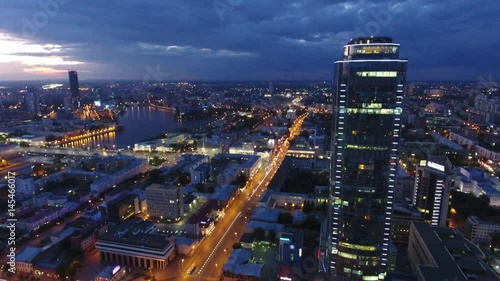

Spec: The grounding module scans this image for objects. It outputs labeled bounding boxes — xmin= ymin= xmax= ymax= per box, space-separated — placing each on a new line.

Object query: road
xmin=148 ymin=113 xmax=307 ymax=281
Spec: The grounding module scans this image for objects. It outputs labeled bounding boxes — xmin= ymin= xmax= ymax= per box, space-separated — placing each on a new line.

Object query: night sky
xmin=0 ymin=0 xmax=499 ymax=81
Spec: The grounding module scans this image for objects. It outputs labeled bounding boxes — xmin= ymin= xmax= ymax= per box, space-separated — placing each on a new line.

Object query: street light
xmin=181 ymin=259 xmax=184 ymax=270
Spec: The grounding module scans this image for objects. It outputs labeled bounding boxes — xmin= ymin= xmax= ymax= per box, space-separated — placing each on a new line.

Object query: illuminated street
xmin=144 ymin=114 xmax=307 ymax=281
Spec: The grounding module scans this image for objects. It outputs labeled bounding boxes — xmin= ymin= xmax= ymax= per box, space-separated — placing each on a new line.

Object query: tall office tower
xmin=68 ymin=70 xmax=79 ymax=97
xmin=268 ymin=80 xmax=274 ymax=95
xmin=63 ymin=96 xmax=74 ymax=113
xmin=412 ymin=156 xmax=451 ymax=227
xmin=24 ymin=87 xmax=40 ymax=116
xmin=25 ymin=92 xmax=35 ymax=115
xmin=327 ymin=37 xmax=407 ymax=280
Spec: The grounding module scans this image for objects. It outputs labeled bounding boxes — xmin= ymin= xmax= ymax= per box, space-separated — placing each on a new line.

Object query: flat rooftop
xmin=412 ymin=222 xmax=498 ymax=281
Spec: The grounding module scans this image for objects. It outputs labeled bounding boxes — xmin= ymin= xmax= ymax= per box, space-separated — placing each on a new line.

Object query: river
xmin=63 ymin=105 xmax=206 ymax=149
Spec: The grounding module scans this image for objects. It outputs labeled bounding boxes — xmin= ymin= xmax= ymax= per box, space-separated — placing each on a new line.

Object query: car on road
xmin=187 ymin=265 xmax=196 ymax=275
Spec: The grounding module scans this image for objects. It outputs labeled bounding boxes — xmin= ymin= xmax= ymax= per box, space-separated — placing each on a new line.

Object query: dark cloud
xmin=0 ymin=0 xmax=499 ymax=81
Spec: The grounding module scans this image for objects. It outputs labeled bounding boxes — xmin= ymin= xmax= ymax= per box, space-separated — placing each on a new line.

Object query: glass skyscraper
xmin=68 ymin=70 xmax=80 ymax=98
xmin=327 ymin=37 xmax=407 ymax=280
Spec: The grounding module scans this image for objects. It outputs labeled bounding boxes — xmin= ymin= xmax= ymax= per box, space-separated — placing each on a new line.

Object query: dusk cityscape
xmin=1 ymin=1 xmax=500 ymax=281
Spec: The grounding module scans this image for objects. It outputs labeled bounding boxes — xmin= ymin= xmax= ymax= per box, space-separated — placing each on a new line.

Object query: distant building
xmin=25 ymin=88 xmax=39 ymax=116
xmin=68 ymin=70 xmax=79 ymax=98
xmin=286 ymin=109 xmax=296 ymax=120
xmin=63 ymin=96 xmax=74 ymax=113
xmin=464 ymin=216 xmax=500 ymax=244
xmin=211 ymin=153 xmax=261 ymax=179
xmin=190 ymin=162 xmax=211 ymax=184
xmin=449 ymin=131 xmax=477 ymax=150
xmin=146 ymin=183 xmax=184 ymax=221
xmin=15 ymin=175 xmax=35 ymax=198
xmin=408 ymin=222 xmax=498 ymax=281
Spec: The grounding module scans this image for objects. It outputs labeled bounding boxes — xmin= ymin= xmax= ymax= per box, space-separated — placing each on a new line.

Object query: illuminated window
xmin=351 ymin=130 xmax=358 ymax=136
xmin=356 ymin=71 xmax=398 ymax=78
xmin=359 ymin=164 xmax=365 ymax=170
xmin=347 ymin=108 xmax=402 ymax=115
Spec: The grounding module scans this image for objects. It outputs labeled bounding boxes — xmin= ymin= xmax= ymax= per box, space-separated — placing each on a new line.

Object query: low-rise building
xmin=391 ymin=201 xmax=424 ymax=244
xmin=185 ymin=200 xmax=221 ymax=237
xmin=17 ymin=206 xmax=63 ymax=232
xmin=464 ymin=216 xmax=500 ymax=244
xmin=408 ymin=222 xmax=498 ymax=281
xmin=96 ymin=219 xmax=175 ymax=270
xmin=452 ymin=167 xmax=500 ymax=207
xmin=190 ymin=162 xmax=211 ymax=184
xmin=222 ymin=249 xmax=263 ymax=281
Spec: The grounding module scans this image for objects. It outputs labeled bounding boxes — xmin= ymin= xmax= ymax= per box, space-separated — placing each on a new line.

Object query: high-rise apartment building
xmin=412 ymin=156 xmax=451 ymax=227
xmin=24 ymin=86 xmax=40 ymax=116
xmin=68 ymin=70 xmax=79 ymax=98
xmin=327 ymin=37 xmax=407 ymax=280
xmin=145 ymin=183 xmax=184 ymax=221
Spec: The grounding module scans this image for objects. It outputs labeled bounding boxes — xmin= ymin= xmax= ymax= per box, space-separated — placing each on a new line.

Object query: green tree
xmin=254 ymin=227 xmax=266 ymax=241
xmin=148 ymin=169 xmax=163 ymax=184
xmin=278 ymin=212 xmax=293 ymax=224
xmin=268 ymin=229 xmax=277 ymax=243
xmin=195 ymin=183 xmax=205 ymax=193
xmin=479 ymin=194 xmax=490 ymax=205
xmin=303 ymin=201 xmax=313 ymax=214
xmin=19 ymin=142 xmax=30 ymax=147
xmin=302 ymin=215 xmax=320 ymax=230
xmin=232 ymin=173 xmax=248 ymax=188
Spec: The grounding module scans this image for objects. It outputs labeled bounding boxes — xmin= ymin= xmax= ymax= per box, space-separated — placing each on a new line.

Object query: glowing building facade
xmin=327 ymin=37 xmax=407 ymax=280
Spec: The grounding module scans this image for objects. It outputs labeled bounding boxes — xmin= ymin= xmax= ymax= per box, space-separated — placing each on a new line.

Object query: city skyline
xmin=0 ymin=0 xmax=499 ymax=81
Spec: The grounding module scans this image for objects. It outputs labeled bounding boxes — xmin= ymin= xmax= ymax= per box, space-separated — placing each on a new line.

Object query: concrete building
xmin=222 ymin=249 xmax=263 ymax=281
xmin=145 ymin=183 xmax=184 ymax=221
xmin=408 ymin=222 xmax=498 ymax=281
xmin=104 ymin=193 xmax=140 ymax=223
xmin=96 ymin=219 xmax=175 ymax=270
xmin=17 ymin=206 xmax=63 ymax=232
xmin=211 ymin=153 xmax=261 ymax=179
xmin=476 ymin=144 xmax=500 ymax=162
xmin=452 ymin=167 xmax=500 ymax=207
xmin=449 ymin=131 xmax=477 ymax=150
xmin=190 ymin=162 xmax=211 ymax=184
xmin=464 ymin=216 xmax=500 ymax=244
xmin=15 ymin=175 xmax=35 ymax=198
xmin=391 ymin=201 xmax=424 ymax=245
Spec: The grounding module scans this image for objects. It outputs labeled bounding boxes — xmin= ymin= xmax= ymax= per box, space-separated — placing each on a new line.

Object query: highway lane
xmin=148 ymin=114 xmax=307 ymax=281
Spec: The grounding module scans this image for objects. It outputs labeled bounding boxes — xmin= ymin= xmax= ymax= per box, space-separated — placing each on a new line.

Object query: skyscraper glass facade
xmin=69 ymin=70 xmax=80 ymax=98
xmin=327 ymin=37 xmax=407 ymax=280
